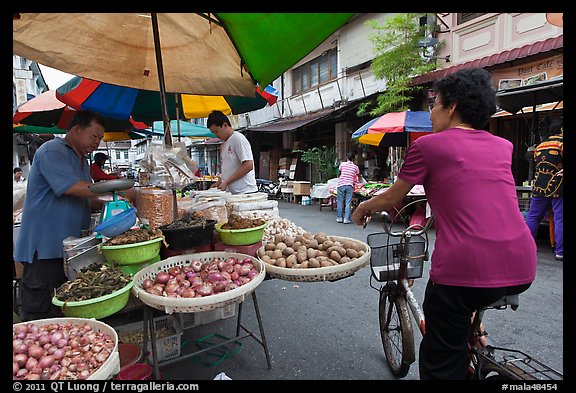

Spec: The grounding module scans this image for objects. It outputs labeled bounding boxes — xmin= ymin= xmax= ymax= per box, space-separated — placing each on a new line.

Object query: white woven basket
xmin=262 ymin=236 xmax=371 ymax=282
xmin=132 ymin=252 xmax=266 ymax=314
xmin=13 ymin=317 xmax=119 ymax=380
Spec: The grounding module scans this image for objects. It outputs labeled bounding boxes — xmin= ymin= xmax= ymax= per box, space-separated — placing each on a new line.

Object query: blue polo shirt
xmin=15 ymin=137 xmax=93 ymax=263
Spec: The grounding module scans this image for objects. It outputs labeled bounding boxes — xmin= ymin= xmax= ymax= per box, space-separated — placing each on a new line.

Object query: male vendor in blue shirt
xmin=15 ymin=110 xmax=123 ymax=321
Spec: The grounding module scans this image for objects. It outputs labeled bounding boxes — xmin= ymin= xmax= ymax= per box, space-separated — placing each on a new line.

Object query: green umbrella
xmin=14 ymin=13 xmax=354 ymax=145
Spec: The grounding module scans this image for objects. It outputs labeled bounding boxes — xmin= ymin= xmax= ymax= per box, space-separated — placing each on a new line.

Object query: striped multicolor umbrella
xmin=352 ymin=111 xmax=432 ymax=147
xmin=13 ymin=89 xmax=150 ymax=132
xmin=56 ymin=76 xmax=279 ymax=123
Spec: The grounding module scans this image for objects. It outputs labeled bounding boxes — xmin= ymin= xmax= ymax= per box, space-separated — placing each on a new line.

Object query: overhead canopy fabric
xmin=55 ymin=76 xmax=279 ymax=122
xmin=496 ymin=76 xmax=563 ymax=115
xmin=148 ymin=120 xmax=215 ymax=138
xmin=13 ymin=13 xmax=355 ymax=96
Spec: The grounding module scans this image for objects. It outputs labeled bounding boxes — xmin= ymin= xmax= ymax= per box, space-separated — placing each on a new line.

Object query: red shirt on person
xmin=91 ymin=162 xmax=120 ymax=182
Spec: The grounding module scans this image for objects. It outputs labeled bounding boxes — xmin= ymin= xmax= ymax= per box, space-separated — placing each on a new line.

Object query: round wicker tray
xmin=261 ymin=236 xmax=371 ymax=282
xmin=13 ymin=317 xmax=119 ymax=380
xmin=131 ymin=252 xmax=266 ymax=314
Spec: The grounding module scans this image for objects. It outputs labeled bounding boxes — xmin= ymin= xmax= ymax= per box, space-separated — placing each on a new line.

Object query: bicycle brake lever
xmin=362 ymin=214 xmax=372 ymax=228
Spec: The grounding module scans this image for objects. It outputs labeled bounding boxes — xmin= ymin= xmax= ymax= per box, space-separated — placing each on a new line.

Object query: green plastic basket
xmin=215 ymin=222 xmax=267 ymax=246
xmin=100 ymin=237 xmax=163 ymax=265
xmin=109 ymin=255 xmax=161 ymax=276
xmin=52 ymin=281 xmax=134 ymax=319
xmin=186 ymin=333 xmax=243 ymax=366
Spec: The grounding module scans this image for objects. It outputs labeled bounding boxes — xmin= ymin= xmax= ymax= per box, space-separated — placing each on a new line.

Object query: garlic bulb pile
xmin=263 ymin=215 xmax=306 ymax=242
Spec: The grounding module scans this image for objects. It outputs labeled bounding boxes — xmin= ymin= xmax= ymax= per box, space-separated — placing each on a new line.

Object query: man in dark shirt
xmin=525 ymin=117 xmax=563 ymax=260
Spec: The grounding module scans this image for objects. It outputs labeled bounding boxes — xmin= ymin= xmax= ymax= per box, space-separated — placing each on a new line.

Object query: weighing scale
xmin=88 ymin=179 xmax=136 ymax=223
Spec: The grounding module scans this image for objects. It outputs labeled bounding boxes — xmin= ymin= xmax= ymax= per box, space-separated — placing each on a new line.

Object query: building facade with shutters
xmin=216 ymin=13 xmax=563 ymax=186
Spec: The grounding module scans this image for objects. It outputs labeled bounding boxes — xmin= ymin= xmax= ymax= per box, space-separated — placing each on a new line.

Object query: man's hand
xmin=217 ymin=180 xmax=228 ymax=191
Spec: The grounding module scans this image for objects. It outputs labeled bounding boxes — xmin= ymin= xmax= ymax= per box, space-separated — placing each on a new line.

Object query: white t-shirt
xmin=220 ymin=131 xmax=257 ymax=194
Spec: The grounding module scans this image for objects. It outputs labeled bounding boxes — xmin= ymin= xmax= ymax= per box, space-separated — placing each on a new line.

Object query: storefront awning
xmin=411 ymin=35 xmax=563 ymax=86
xmin=248 ymin=109 xmax=335 ymax=132
xmin=492 ymin=101 xmax=563 ymax=117
xmin=495 ymin=76 xmax=563 ymax=114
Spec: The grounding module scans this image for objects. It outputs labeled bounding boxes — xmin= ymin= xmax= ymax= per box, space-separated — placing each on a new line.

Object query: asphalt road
xmin=151 ymin=200 xmax=564 ymax=381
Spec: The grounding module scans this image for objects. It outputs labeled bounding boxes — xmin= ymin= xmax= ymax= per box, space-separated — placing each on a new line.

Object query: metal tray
xmin=88 ymin=179 xmax=135 ymax=194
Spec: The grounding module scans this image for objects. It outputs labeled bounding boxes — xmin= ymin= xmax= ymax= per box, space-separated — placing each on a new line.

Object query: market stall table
xmin=139 ymin=291 xmax=271 ymax=379
xmin=131 ymin=252 xmax=271 ymax=379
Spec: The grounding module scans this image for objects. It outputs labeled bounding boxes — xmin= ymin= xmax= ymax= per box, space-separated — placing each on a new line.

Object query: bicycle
xmin=256 ymin=172 xmax=288 ymax=200
xmin=365 ymin=200 xmax=563 ymax=380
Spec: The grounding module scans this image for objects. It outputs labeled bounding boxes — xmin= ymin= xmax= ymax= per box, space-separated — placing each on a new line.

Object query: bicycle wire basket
xmin=367 ymin=232 xmax=428 ymax=282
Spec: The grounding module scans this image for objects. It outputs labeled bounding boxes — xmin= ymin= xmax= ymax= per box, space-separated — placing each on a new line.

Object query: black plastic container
xmin=159 ymin=220 xmax=217 ymax=250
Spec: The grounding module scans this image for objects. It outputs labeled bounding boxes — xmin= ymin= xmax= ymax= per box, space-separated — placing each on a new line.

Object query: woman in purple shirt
xmin=352 ymin=68 xmax=536 ymax=380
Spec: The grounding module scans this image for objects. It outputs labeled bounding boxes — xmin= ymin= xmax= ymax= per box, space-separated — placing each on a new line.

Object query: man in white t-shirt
xmin=207 ymin=110 xmax=258 ymax=194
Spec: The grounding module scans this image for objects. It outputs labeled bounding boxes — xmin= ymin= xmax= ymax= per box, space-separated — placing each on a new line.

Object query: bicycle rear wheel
xmin=379 ymin=282 xmax=415 ymax=378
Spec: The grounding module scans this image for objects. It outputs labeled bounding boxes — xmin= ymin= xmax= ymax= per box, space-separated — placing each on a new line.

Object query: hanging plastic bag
xmin=140 ymin=141 xmax=200 ymax=189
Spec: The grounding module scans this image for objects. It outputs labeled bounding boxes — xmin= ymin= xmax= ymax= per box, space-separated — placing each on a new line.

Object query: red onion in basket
xmin=195 ymin=283 xmax=214 ymax=297
xmin=213 ymin=281 xmax=228 ymax=293
xmin=248 ymin=269 xmax=259 ymax=279
xmin=168 ymin=266 xmax=181 ymax=276
xmin=190 ymin=260 xmax=203 ymax=272
xmin=238 ymin=265 xmax=251 ymax=276
xmin=142 ymin=279 xmax=154 ymax=290
xmin=155 ymin=272 xmax=170 ymax=284
xmin=180 ymin=288 xmax=196 ymax=298
xmin=207 ymin=272 xmax=223 ymax=282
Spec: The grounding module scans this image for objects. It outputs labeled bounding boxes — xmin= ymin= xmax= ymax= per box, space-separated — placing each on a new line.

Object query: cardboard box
xmin=293 ymin=181 xmax=311 ymax=196
xmin=115 ymin=315 xmax=182 ymax=363
xmin=178 ymin=304 xmax=236 ymax=330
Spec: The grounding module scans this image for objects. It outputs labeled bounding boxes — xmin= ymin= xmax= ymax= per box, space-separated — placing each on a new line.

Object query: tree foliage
xmin=295 ymin=146 xmax=338 ymax=183
xmin=358 ymin=13 xmax=439 ymax=117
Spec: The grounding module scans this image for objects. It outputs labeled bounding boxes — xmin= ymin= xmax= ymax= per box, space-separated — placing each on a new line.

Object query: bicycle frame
xmin=367 ymin=199 xmax=433 ymax=377
xmin=378 ymin=201 xmax=433 ymax=334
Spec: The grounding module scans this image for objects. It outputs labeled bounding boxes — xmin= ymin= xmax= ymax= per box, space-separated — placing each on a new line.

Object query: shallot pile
xmin=13 ymin=321 xmax=115 ymax=380
xmin=142 ymin=257 xmax=260 ymax=298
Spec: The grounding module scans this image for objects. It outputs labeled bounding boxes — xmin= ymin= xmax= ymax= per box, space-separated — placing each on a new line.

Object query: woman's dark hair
xmin=347 ymin=151 xmax=356 ymax=161
xmin=539 ymin=116 xmax=563 ymax=140
xmin=206 ymin=110 xmax=230 ymax=128
xmin=68 ymin=110 xmax=106 ymax=130
xmin=432 ymin=68 xmax=496 ymax=130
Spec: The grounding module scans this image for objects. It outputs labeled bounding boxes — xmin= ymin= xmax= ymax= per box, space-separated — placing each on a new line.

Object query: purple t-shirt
xmin=398 ymin=128 xmax=536 ymax=288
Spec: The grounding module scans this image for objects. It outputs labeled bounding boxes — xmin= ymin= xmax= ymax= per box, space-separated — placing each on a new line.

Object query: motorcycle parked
xmin=256 ymin=173 xmax=288 ymax=200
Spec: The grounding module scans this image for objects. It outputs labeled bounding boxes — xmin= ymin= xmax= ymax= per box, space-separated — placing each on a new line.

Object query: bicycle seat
xmin=256 ymin=179 xmax=273 ymax=185
xmin=486 ymin=294 xmax=519 ymax=310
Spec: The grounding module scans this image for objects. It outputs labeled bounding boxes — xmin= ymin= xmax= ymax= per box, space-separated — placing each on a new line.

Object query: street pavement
xmin=154 ymin=200 xmax=564 ymax=381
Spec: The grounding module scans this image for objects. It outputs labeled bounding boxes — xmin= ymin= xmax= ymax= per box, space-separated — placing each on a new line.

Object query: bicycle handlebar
xmin=379 ymin=210 xmax=434 ymax=237
xmin=361 ymin=198 xmax=434 ymax=237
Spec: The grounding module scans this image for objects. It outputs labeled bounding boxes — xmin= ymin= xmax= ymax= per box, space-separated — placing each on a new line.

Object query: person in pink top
xmin=336 ymin=151 xmax=360 ymax=224
xmin=352 ymin=68 xmax=536 ymax=380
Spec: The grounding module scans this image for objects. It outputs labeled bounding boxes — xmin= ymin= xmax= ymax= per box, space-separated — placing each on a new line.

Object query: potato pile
xmin=257 ymin=232 xmax=366 ymax=269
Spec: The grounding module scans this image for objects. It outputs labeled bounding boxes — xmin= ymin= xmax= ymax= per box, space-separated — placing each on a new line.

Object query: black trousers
xmin=19 ymin=258 xmax=68 ymax=322
xmin=418 ymin=279 xmax=531 ymax=380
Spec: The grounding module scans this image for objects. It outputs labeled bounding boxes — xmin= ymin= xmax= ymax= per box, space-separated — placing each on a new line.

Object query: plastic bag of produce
xmin=136 ymin=187 xmax=175 ymax=228
xmin=139 ymin=141 xmax=200 ymax=189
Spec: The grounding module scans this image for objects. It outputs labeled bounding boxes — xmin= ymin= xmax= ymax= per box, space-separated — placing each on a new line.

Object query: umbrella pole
xmin=175 ymin=95 xmax=181 ymax=142
xmin=151 ymin=12 xmax=172 ymax=147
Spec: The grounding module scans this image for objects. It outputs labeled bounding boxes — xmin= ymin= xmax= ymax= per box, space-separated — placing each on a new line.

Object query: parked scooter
xmin=256 ymin=172 xmax=288 ymax=200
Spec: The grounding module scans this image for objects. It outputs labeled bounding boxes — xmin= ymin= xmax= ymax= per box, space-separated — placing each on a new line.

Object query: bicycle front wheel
xmin=379 ymin=282 xmax=415 ymax=378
